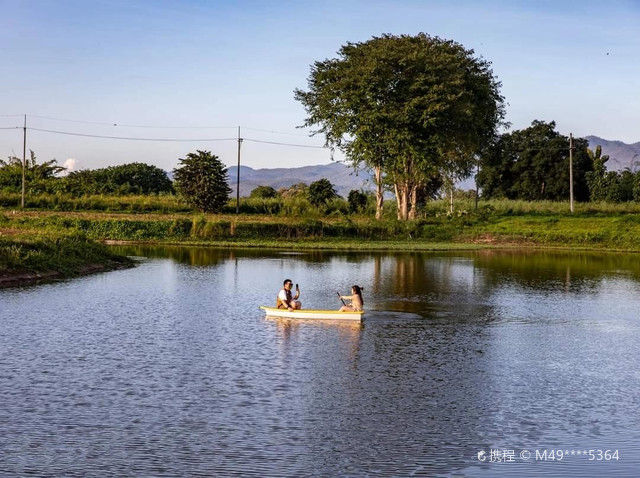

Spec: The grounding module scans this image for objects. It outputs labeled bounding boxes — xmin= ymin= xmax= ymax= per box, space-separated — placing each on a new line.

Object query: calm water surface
xmin=1 ymin=247 xmax=640 ymax=477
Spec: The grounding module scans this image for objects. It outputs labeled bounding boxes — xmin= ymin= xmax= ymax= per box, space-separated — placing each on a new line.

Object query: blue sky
xmin=1 ymin=0 xmax=639 ymax=171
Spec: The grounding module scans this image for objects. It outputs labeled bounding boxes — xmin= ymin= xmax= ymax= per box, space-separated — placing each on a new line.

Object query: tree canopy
xmin=347 ymin=189 xmax=368 ymax=213
xmin=308 ymin=178 xmax=338 ymax=206
xmin=173 ymin=150 xmax=231 ymax=213
xmin=250 ymin=185 xmax=278 ymax=199
xmin=477 ymin=121 xmax=592 ymax=201
xmin=0 ymin=151 xmax=64 ymax=193
xmin=62 ymin=162 xmax=173 ymax=195
xmin=295 ymin=33 xmax=505 ymax=219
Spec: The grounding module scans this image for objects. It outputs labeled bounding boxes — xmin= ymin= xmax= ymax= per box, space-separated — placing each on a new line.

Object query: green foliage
xmin=0 ymin=232 xmax=131 ymax=275
xmin=586 ymin=145 xmax=639 ymax=203
xmin=0 ymin=154 xmax=174 ymax=197
xmin=173 ymin=150 xmax=232 ymax=213
xmin=0 ymin=150 xmax=65 ymax=194
xmin=0 ymin=192 xmax=190 ymax=212
xmin=296 ymin=33 xmax=505 ymax=219
xmin=308 ymin=178 xmax=338 ymax=206
xmin=478 ymin=121 xmax=592 ymax=201
xmin=12 ymin=199 xmax=640 ymax=253
xmin=584 ymin=145 xmax=611 ymax=201
xmin=249 ymin=185 xmax=278 ymax=199
xmin=347 ymin=189 xmax=368 ymax=213
xmin=61 ymin=162 xmax=173 ymax=195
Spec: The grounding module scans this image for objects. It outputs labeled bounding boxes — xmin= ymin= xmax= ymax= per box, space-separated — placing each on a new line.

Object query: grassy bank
xmin=8 ymin=192 xmax=640 ymax=217
xmin=0 ymin=232 xmax=134 ymax=287
xmin=4 ymin=204 xmax=640 ymax=252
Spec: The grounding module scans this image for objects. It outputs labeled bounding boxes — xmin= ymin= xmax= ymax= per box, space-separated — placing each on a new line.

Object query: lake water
xmin=1 ymin=246 xmax=639 ymax=477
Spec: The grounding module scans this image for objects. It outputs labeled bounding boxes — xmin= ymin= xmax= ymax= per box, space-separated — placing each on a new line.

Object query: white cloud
xmin=62 ymin=158 xmax=77 ymax=174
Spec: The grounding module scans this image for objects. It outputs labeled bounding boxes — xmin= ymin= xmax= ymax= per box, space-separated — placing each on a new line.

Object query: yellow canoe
xmin=259 ymin=306 xmax=364 ymax=321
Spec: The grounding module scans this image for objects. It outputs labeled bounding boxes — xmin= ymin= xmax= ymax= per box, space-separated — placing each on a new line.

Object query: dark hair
xmin=284 ymin=279 xmax=292 ymax=286
xmin=352 ymin=285 xmax=364 ymax=305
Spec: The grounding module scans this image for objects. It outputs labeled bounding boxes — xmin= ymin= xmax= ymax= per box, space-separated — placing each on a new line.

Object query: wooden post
xmin=21 ymin=114 xmax=26 ymax=209
xmin=569 ymin=133 xmax=574 ymax=214
xmin=236 ymin=126 xmax=242 ymax=214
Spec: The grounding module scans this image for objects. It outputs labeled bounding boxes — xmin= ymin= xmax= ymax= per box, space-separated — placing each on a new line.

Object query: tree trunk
xmin=374 ymin=165 xmax=384 ymax=220
xmin=449 ymin=186 xmax=454 ymax=214
xmin=394 ymin=181 xmax=402 ymax=220
xmin=408 ymin=184 xmax=418 ymax=220
xmin=396 ymin=181 xmax=409 ymax=221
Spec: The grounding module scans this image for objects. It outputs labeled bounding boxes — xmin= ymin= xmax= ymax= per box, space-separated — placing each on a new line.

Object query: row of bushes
xmin=0 ymin=192 xmax=387 ymax=216
xmin=0 ymin=192 xmax=191 ymax=213
xmin=3 ymin=214 xmax=464 ymax=242
xmin=9 ymin=191 xmax=640 ymax=219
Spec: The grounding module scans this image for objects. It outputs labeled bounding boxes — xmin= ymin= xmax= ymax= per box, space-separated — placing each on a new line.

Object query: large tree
xmin=477 ymin=121 xmax=592 ymax=201
xmin=173 ymin=150 xmax=231 ymax=213
xmin=308 ymin=178 xmax=338 ymax=206
xmin=295 ymin=33 xmax=504 ymax=220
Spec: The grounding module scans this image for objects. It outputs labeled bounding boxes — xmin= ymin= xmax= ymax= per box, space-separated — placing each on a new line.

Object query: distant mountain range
xmin=169 ymin=136 xmax=639 ymax=197
xmin=585 ymin=136 xmax=640 ymax=172
xmin=227 ymin=162 xmax=375 ymax=197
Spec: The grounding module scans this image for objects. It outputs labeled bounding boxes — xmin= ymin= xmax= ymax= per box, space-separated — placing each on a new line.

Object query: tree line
xmin=1 ymin=33 xmax=635 ymax=214
xmin=477 ymin=120 xmax=640 ymax=203
xmin=0 ymin=149 xmax=371 ymax=213
xmin=0 ymin=156 xmax=173 ymax=196
xmin=1 ymin=129 xmax=637 ymax=214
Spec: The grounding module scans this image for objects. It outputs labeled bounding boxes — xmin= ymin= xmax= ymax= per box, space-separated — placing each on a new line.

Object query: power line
xmin=242 ymin=126 xmax=313 ymax=138
xmin=27 ymin=127 xmax=238 ymax=142
xmin=3 ymin=126 xmax=581 ymax=152
xmin=19 ymin=126 xmax=327 ymax=147
xmin=21 ymin=114 xmax=317 ymax=135
xmin=27 ymin=114 xmax=236 ymax=129
xmin=243 ymin=138 xmax=325 ymax=149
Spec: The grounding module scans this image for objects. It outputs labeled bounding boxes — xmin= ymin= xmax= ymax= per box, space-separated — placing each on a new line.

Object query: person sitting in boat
xmin=339 ymin=285 xmax=364 ymax=312
xmin=277 ymin=279 xmax=301 ymax=311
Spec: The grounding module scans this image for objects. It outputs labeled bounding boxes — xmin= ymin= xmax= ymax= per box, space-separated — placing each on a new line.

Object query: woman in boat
xmin=339 ymin=285 xmax=364 ymax=312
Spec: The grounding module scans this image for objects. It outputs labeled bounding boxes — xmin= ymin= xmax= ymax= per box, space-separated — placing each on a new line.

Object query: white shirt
xmin=278 ymin=289 xmax=289 ymax=302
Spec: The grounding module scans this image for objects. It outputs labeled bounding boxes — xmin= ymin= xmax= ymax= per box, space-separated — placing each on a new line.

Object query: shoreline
xmin=102 ymin=238 xmax=640 ymax=255
xmin=0 ymin=234 xmax=135 ymax=289
xmin=0 ymin=261 xmax=133 ymax=289
xmin=5 ymin=207 xmax=640 ymax=290
xmin=4 ymin=237 xmax=639 ymax=289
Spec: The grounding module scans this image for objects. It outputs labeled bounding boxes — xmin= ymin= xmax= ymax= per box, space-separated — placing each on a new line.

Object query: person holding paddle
xmin=277 ymin=279 xmax=301 ymax=311
xmin=338 ymin=285 xmax=364 ymax=312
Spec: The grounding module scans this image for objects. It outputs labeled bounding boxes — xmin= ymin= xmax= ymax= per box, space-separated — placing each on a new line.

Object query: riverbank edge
xmin=0 ymin=261 xmax=134 ymax=289
xmin=0 ymin=234 xmax=136 ymax=289
xmin=102 ymin=237 xmax=640 ymax=254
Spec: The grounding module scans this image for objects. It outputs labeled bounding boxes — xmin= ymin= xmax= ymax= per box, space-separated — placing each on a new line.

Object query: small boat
xmin=259 ymin=306 xmax=364 ymax=321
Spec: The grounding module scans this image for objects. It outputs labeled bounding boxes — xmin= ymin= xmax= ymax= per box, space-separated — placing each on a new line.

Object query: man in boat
xmin=277 ymin=279 xmax=301 ymax=311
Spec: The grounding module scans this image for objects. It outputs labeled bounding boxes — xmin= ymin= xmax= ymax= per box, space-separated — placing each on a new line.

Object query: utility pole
xmin=236 ymin=126 xmax=242 ymax=214
xmin=569 ymin=133 xmax=574 ymax=214
xmin=22 ymin=114 xmax=26 ymax=209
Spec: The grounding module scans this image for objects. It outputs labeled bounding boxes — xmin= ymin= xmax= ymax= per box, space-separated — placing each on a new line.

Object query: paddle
xmin=336 ymin=291 xmax=347 ymax=306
